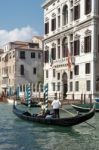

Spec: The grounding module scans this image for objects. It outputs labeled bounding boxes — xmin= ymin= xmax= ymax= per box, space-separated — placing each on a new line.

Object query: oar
xmin=84 ymin=121 xmax=96 ymax=129
xmin=60 ymin=108 xmax=96 ymax=129
xmin=60 ymin=108 xmax=76 ymax=116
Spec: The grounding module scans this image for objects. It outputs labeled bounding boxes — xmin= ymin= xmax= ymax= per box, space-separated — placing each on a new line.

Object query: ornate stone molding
xmin=74 ymin=34 xmax=80 ymax=40
xmin=52 ymin=43 xmax=56 ymax=48
xmin=52 ymin=13 xmax=56 ymax=18
xmin=85 ymin=29 xmax=92 ymax=36
xmin=45 ymin=17 xmax=49 ymax=22
xmin=45 ymin=45 xmax=49 ymax=50
xmin=74 ymin=0 xmax=80 ymax=5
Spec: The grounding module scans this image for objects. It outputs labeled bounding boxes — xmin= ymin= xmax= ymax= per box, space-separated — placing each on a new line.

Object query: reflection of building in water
xmin=42 ymin=0 xmax=99 ymax=101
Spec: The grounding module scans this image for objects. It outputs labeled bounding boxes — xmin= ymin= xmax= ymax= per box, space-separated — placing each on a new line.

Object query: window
xmin=62 ymin=37 xmax=68 ymax=58
xmin=57 ymin=39 xmax=60 ymax=59
xmin=70 ymin=82 xmax=73 ymax=91
xmin=85 ymin=0 xmax=91 ymax=14
xmin=52 ymin=82 xmax=55 ymax=91
xmin=70 ymin=9 xmax=73 ymax=22
xmin=86 ymin=80 xmax=90 ymax=91
xmin=74 ymin=65 xmax=79 ymax=75
xmin=20 ymin=85 xmax=22 ymax=92
xmin=58 ymin=46 xmax=60 ymax=59
xmin=57 ymin=73 xmax=60 ymax=80
xmin=70 ymin=0 xmax=73 ymax=7
xmin=46 ymin=70 xmax=48 ymax=78
xmin=62 ymin=5 xmax=68 ymax=25
xmin=51 ymin=18 xmax=56 ymax=31
xmin=58 ymin=8 xmax=60 ymax=28
xmin=45 ymin=22 xmax=49 ymax=34
xmin=74 ymin=5 xmax=80 ymax=20
xmin=57 ymin=82 xmax=60 ymax=91
xmin=70 ymin=34 xmax=73 ymax=55
xmin=51 ymin=48 xmax=56 ymax=60
xmin=20 ymin=65 xmax=24 ymax=75
xmin=44 ymin=50 xmax=49 ymax=63
xmin=53 ymin=69 xmax=55 ymax=77
xmin=85 ymin=63 xmax=90 ymax=74
xmin=33 ymin=84 xmax=35 ymax=92
xmin=96 ymin=80 xmax=99 ymax=91
xmin=37 ymin=84 xmax=39 ymax=92
xmin=84 ymin=36 xmax=91 ymax=53
xmin=70 ymin=42 xmax=73 ymax=55
xmin=31 ymin=52 xmax=35 ymax=58
xmin=20 ymin=51 xmax=25 ymax=59
xmin=40 ymin=84 xmax=43 ymax=92
xmin=75 ymin=81 xmax=79 ymax=91
xmin=70 ymin=71 xmax=73 ymax=79
xmin=58 ymin=16 xmax=60 ymax=28
xmin=38 ymin=53 xmax=41 ymax=59
xmin=33 ymin=68 xmax=36 ymax=74
xmin=23 ymin=84 xmax=25 ymax=92
xmin=74 ymin=40 xmax=80 ymax=56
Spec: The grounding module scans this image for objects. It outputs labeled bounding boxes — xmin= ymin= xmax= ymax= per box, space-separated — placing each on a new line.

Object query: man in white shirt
xmin=51 ymin=93 xmax=61 ymax=118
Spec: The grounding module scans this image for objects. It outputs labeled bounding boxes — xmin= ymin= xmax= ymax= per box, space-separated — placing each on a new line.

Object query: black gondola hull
xmin=13 ymin=104 xmax=95 ymax=127
xmin=72 ymin=104 xmax=99 ymax=112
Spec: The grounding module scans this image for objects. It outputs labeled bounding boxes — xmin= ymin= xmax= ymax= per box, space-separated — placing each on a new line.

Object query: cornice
xmin=42 ymin=0 xmax=57 ymax=8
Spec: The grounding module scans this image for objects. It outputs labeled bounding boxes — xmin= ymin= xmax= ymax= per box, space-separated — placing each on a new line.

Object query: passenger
xmin=51 ymin=93 xmax=61 ymax=118
xmin=37 ymin=104 xmax=46 ymax=117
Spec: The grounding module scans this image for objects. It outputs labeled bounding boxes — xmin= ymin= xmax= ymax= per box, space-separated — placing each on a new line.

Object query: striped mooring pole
xmin=26 ymin=83 xmax=31 ymax=107
xmin=44 ymin=83 xmax=48 ymax=110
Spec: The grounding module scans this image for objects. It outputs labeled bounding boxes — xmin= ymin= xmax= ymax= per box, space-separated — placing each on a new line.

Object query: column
xmin=91 ymin=20 xmax=97 ymax=99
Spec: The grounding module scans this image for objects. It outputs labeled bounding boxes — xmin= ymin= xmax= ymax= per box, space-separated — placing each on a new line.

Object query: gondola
xmin=13 ymin=102 xmax=95 ymax=127
xmin=72 ymin=103 xmax=99 ymax=112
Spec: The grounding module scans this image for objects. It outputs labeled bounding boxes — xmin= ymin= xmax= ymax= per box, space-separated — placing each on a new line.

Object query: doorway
xmin=62 ymin=72 xmax=68 ymax=99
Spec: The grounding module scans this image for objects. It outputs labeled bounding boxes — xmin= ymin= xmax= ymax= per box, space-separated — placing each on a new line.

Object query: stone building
xmin=0 ymin=40 xmax=44 ymax=98
xmin=42 ymin=0 xmax=99 ymax=101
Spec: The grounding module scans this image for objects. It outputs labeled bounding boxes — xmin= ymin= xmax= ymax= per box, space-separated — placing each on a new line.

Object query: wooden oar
xmin=60 ymin=107 xmax=96 ymax=129
xmin=60 ymin=108 xmax=76 ymax=116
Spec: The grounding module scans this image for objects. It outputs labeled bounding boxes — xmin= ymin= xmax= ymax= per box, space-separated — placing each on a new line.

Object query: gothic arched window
xmin=62 ymin=5 xmax=68 ymax=26
xmin=62 ymin=37 xmax=68 ymax=58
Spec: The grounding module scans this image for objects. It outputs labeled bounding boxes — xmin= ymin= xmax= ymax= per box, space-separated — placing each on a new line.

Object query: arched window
xmin=20 ymin=65 xmax=24 ymax=75
xmin=62 ymin=5 xmax=68 ymax=26
xmin=62 ymin=37 xmax=68 ymax=58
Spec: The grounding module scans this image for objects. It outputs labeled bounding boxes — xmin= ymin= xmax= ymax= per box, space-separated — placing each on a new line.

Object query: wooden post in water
xmin=81 ymin=93 xmax=83 ymax=104
xmin=72 ymin=93 xmax=74 ymax=101
xmin=84 ymin=94 xmax=86 ymax=104
xmin=89 ymin=94 xmax=92 ymax=104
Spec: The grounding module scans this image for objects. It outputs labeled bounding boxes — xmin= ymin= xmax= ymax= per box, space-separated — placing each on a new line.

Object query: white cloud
xmin=0 ymin=26 xmax=38 ymax=48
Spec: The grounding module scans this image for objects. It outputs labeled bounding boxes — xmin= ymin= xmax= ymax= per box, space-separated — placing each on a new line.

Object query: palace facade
xmin=42 ymin=0 xmax=99 ymax=101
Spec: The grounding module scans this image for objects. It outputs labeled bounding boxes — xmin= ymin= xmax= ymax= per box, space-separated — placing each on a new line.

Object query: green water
xmin=0 ymin=103 xmax=99 ymax=150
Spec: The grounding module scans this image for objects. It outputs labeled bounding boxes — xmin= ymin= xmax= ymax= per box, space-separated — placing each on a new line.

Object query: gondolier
xmin=51 ymin=93 xmax=61 ymax=118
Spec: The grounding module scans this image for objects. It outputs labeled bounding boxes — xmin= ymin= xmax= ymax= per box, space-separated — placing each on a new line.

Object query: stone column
xmin=91 ymin=20 xmax=97 ymax=99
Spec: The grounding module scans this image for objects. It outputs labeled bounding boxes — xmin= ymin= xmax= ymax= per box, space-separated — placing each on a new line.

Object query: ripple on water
xmin=0 ymin=103 xmax=99 ymax=150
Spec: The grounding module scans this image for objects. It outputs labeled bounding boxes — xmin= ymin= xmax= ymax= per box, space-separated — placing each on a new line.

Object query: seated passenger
xmin=23 ymin=111 xmax=31 ymax=116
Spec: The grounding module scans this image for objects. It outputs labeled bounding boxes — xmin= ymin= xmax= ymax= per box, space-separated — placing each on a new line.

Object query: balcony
xmin=2 ymin=74 xmax=8 ymax=78
xmin=1 ymin=84 xmax=8 ymax=88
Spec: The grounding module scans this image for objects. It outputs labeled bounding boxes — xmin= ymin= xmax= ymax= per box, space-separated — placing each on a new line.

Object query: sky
xmin=0 ymin=0 xmax=45 ymax=47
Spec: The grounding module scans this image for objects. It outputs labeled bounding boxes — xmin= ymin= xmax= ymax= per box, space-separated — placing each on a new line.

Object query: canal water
xmin=0 ymin=103 xmax=99 ymax=150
